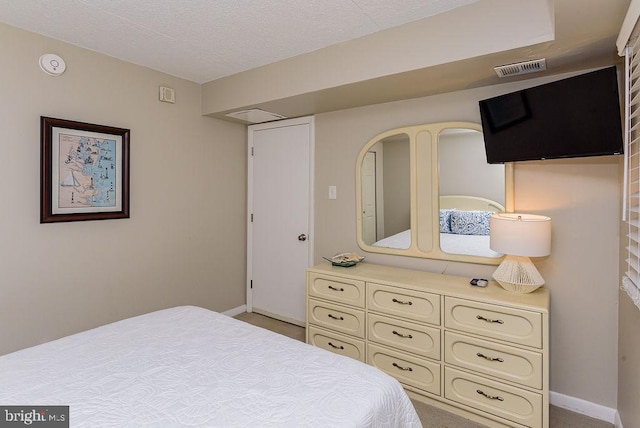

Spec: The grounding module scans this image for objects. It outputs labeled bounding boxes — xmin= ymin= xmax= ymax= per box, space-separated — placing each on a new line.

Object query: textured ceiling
xmin=1 ymin=0 xmax=629 ymax=122
xmin=0 ymin=0 xmax=479 ymax=84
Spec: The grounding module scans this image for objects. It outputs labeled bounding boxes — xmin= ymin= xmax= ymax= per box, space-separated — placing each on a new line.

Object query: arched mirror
xmin=356 ymin=122 xmax=514 ymax=265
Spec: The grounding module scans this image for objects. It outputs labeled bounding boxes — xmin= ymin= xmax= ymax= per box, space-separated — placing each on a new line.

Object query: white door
xmin=362 ymin=151 xmax=377 ymax=244
xmin=247 ymin=116 xmax=314 ymax=326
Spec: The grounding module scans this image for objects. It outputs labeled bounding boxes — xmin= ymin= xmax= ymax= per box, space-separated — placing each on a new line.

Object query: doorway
xmin=247 ymin=116 xmax=314 ymax=326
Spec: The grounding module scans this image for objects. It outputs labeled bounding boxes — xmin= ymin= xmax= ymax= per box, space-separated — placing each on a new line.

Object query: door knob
xmin=298 ymin=234 xmax=307 ymax=241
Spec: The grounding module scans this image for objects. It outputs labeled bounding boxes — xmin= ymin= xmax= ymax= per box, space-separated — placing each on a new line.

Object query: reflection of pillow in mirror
xmin=440 ymin=209 xmax=454 ymax=233
xmin=450 ymin=210 xmax=492 ymax=235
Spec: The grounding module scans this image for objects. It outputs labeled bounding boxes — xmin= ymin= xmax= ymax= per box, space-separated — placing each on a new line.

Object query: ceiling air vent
xmin=225 ymin=108 xmax=287 ymax=124
xmin=494 ymin=59 xmax=547 ymax=78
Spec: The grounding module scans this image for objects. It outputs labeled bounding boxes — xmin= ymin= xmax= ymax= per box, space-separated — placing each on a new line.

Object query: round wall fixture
xmin=39 ymin=54 xmax=66 ymax=76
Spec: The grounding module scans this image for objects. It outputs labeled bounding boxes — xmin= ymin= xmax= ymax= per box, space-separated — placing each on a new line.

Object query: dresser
xmin=306 ymin=262 xmax=549 ymax=428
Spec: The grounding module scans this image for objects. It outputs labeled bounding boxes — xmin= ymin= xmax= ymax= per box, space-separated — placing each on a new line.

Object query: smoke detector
xmin=494 ymin=59 xmax=547 ymax=78
xmin=39 ymin=54 xmax=66 ymax=76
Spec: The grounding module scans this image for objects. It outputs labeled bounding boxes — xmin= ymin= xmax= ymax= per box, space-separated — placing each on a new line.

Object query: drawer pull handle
xmin=327 ymin=314 xmax=344 ymax=321
xmin=392 ymin=362 xmax=413 ymax=372
xmin=476 ymin=315 xmax=504 ymax=324
xmin=392 ymin=330 xmax=413 ymax=339
xmin=328 ymin=285 xmax=345 ymax=292
xmin=392 ymin=298 xmax=413 ymax=305
xmin=328 ymin=342 xmax=345 ymax=350
xmin=476 ymin=389 xmax=504 ymax=401
xmin=476 ymin=352 xmax=504 ymax=363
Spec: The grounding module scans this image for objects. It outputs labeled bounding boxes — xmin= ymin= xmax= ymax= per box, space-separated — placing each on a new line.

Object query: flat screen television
xmin=479 ymin=66 xmax=624 ymax=164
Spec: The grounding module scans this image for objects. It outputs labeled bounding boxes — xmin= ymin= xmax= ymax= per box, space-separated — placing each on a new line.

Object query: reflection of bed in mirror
xmin=372 ymin=229 xmax=411 ymax=249
xmin=373 ymin=195 xmax=505 ymax=257
xmin=440 ymin=195 xmax=504 ymax=212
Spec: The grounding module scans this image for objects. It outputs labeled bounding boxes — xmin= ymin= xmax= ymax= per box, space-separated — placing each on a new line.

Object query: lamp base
xmin=492 ymin=255 xmax=545 ymax=293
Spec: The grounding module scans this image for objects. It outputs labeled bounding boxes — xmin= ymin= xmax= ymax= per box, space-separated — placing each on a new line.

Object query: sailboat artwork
xmin=56 ymin=133 xmax=118 ymax=210
xmin=41 ymin=117 xmax=129 ymax=223
xmin=61 ymin=171 xmax=80 ymax=187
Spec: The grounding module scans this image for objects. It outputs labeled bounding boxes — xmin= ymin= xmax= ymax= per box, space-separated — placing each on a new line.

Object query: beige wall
xmin=0 ymin=24 xmax=247 ymax=356
xmin=618 ymin=292 xmax=640 ymax=427
xmin=314 ymin=72 xmax=621 ymax=407
xmin=438 ymin=131 xmax=505 ymax=205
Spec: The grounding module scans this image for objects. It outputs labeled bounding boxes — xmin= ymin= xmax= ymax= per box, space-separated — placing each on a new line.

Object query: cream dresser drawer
xmin=307 ymin=325 xmax=365 ymax=362
xmin=308 ymin=272 xmax=365 ymax=308
xmin=445 ymin=297 xmax=542 ymax=348
xmin=368 ymin=282 xmax=440 ymax=325
xmin=306 ymin=263 xmax=550 ymax=428
xmin=368 ymin=313 xmax=440 ymax=360
xmin=307 ymin=299 xmax=365 ymax=338
xmin=368 ymin=344 xmax=441 ymax=396
xmin=445 ymin=331 xmax=543 ymax=389
xmin=445 ymin=367 xmax=543 ymax=428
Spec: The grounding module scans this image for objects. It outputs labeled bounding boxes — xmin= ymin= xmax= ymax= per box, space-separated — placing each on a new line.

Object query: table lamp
xmin=489 ymin=213 xmax=551 ymax=293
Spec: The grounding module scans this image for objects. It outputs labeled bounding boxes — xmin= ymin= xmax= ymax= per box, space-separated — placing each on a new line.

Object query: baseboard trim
xmin=550 ymin=391 xmax=619 ymax=425
xmin=222 ymin=305 xmax=247 ymax=317
xmin=252 ymin=307 xmax=305 ymax=327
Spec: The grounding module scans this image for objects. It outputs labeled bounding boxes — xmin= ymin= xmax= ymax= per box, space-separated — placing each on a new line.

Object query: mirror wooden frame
xmin=356 ymin=121 xmax=514 ymax=265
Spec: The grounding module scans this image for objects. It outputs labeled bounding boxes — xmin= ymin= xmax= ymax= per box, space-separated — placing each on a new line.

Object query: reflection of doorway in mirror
xmin=360 ymin=134 xmax=411 ymax=249
xmin=362 ymin=151 xmax=377 ymax=244
xmin=382 ymin=137 xmax=410 ymax=241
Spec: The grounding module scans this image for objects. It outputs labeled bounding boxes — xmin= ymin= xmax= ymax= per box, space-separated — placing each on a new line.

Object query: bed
xmin=0 ymin=306 xmax=421 ymax=427
xmin=439 ymin=195 xmax=504 ymax=257
xmin=373 ymin=195 xmax=504 ymax=258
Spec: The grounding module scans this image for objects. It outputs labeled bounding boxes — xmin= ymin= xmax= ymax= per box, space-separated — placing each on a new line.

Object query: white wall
xmin=314 ymin=71 xmax=621 ymax=408
xmin=618 ymin=290 xmax=640 ymax=427
xmin=0 ymin=23 xmax=247 ymax=356
xmin=438 ymin=130 xmax=505 ymax=205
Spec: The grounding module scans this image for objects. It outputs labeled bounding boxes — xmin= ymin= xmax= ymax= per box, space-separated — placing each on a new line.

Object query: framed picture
xmin=40 ymin=117 xmax=130 ymax=223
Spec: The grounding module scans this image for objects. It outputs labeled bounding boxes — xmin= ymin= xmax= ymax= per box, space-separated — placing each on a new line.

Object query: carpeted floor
xmin=234 ymin=312 xmax=613 ymax=428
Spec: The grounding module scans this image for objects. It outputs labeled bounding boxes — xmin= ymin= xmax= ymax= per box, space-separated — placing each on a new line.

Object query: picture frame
xmin=40 ymin=117 xmax=130 ymax=223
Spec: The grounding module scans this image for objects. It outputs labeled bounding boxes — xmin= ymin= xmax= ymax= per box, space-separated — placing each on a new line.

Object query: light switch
xmin=328 ymin=186 xmax=337 ymax=200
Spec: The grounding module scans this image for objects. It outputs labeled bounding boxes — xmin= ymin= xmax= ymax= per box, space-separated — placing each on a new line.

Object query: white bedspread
xmin=373 ymin=229 xmax=502 ymax=258
xmin=440 ymin=233 xmax=502 ymax=258
xmin=0 ymin=306 xmax=421 ymax=427
xmin=372 ymin=229 xmax=411 ymax=249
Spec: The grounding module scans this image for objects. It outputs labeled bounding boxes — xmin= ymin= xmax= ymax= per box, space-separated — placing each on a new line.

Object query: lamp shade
xmin=490 ymin=213 xmax=551 ymax=257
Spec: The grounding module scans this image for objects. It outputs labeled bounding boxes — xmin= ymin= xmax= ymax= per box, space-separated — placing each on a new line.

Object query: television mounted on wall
xmin=479 ymin=66 xmax=624 ymax=164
